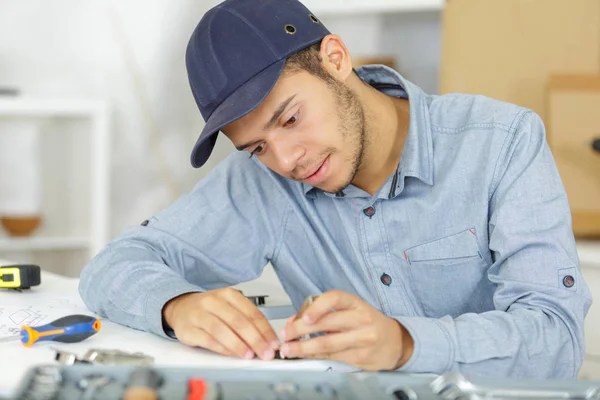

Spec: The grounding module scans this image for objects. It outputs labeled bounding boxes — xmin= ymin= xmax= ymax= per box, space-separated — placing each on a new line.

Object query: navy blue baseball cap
xmin=186 ymin=0 xmax=331 ymax=168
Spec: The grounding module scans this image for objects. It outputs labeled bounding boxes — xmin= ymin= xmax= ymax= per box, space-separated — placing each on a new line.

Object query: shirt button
xmin=363 ymin=206 xmax=376 ymax=218
xmin=563 ymin=275 xmax=575 ymax=288
xmin=380 ymin=273 xmax=392 ymax=286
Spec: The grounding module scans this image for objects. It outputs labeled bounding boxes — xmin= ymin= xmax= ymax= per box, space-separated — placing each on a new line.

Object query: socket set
xmin=10 ymin=364 xmax=600 ymax=400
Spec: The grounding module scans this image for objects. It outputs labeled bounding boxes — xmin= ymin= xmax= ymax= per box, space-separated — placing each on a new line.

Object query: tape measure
xmin=0 ymin=264 xmax=41 ymax=290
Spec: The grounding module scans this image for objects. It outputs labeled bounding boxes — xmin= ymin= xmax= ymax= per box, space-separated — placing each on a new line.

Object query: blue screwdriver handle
xmin=20 ymin=314 xmax=101 ymax=347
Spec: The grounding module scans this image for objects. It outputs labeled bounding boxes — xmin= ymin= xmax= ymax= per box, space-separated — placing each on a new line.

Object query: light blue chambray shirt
xmin=79 ymin=65 xmax=592 ymax=379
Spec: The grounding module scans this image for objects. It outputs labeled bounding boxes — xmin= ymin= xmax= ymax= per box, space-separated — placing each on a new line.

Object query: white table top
xmin=0 ymin=265 xmax=355 ymax=397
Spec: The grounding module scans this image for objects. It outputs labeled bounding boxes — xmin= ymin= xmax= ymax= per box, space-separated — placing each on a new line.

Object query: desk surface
xmin=0 ymin=266 xmax=355 ymax=396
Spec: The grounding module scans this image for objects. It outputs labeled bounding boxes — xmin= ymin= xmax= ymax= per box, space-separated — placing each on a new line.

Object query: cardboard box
xmin=439 ymin=0 xmax=600 ymax=123
xmin=547 ymin=75 xmax=600 ymax=237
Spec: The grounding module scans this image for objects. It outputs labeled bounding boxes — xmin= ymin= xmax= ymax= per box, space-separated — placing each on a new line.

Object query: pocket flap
xmin=405 ymin=229 xmax=480 ymax=262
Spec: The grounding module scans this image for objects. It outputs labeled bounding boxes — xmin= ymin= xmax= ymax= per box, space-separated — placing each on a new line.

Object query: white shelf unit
xmin=0 ymin=98 xmax=110 ymax=275
xmin=300 ymin=0 xmax=444 ymax=16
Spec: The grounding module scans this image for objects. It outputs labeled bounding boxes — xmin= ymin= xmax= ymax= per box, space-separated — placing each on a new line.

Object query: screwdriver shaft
xmin=0 ymin=335 xmax=21 ymax=343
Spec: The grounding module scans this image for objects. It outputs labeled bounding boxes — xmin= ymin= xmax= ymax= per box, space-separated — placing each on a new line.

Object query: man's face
xmin=223 ymin=69 xmax=366 ymax=193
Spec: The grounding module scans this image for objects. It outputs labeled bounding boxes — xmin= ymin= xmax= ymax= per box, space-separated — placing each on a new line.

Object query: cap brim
xmin=190 ymin=59 xmax=286 ymax=168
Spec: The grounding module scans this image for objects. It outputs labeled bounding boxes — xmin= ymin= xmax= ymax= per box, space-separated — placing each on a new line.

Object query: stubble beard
xmin=326 ymin=81 xmax=367 ymax=194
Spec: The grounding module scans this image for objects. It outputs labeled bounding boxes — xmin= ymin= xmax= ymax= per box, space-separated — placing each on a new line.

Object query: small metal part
xmin=52 ymin=347 xmax=154 ymax=366
xmin=246 ymin=295 xmax=269 ymax=306
xmin=273 ymin=350 xmax=299 ymax=360
xmin=315 ymin=383 xmax=337 ymax=397
xmin=128 ymin=367 xmax=163 ymax=388
xmin=52 ymin=347 xmax=83 ymax=365
xmin=123 ymin=367 xmax=163 ymax=400
xmin=0 ymin=334 xmax=21 ymax=343
xmin=284 ymin=24 xmax=296 ymax=34
xmin=390 ymin=387 xmax=418 ymax=400
xmin=271 ymin=382 xmax=298 ymax=397
xmin=81 ymin=348 xmax=154 ymax=366
xmin=21 ymin=366 xmax=62 ymax=400
xmin=431 ymin=372 xmax=600 ymax=399
xmin=76 ymin=374 xmax=113 ymax=400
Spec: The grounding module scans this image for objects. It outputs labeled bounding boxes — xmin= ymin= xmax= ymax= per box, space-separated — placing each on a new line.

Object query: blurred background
xmin=0 ymin=0 xmax=599 ymax=378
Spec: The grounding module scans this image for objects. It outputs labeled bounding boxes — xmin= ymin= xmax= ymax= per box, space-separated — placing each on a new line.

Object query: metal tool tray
xmin=10 ymin=364 xmax=600 ymax=400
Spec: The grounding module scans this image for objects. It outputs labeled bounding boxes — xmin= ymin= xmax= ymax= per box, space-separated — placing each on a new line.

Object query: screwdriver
xmin=0 ymin=314 xmax=101 ymax=347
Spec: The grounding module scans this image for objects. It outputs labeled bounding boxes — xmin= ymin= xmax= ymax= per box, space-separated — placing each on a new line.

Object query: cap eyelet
xmin=309 ymin=14 xmax=319 ymax=23
xmin=285 ymin=24 xmax=297 ymax=35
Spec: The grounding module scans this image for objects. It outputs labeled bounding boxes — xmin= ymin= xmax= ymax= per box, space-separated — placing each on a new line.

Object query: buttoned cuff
xmin=145 ymin=278 xmax=203 ymax=340
xmin=393 ymin=316 xmax=454 ymax=374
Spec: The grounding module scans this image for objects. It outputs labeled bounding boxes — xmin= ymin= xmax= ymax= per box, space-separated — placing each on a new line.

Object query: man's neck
xmin=350 ymin=77 xmax=410 ymax=196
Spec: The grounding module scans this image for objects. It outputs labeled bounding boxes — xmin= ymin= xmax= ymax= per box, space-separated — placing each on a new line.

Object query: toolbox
xmin=10 ymin=364 xmax=600 ymax=399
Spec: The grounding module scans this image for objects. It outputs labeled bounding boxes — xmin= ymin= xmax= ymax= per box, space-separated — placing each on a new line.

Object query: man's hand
xmin=279 ymin=290 xmax=414 ymax=371
xmin=162 ymin=288 xmax=280 ymax=360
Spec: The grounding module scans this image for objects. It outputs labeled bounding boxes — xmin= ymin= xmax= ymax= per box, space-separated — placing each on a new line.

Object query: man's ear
xmin=319 ymin=34 xmax=354 ymax=82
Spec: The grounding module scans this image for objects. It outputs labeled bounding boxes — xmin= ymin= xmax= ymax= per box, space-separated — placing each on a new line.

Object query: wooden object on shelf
xmin=546 ymin=74 xmax=600 ymax=238
xmin=439 ymin=0 xmax=600 ymax=124
xmin=0 ymin=216 xmax=42 ymax=237
xmin=0 ymin=118 xmax=43 ymax=234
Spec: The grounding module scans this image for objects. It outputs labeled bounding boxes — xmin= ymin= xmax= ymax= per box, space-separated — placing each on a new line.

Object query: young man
xmin=79 ymin=0 xmax=592 ymax=378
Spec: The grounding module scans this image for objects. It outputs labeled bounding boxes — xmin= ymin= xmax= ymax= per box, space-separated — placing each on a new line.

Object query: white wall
xmin=0 ymin=1 xmax=442 ymax=283
xmin=321 ymin=11 xmax=442 ymax=94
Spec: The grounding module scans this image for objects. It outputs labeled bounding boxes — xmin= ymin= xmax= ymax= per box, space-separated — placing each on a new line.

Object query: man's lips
xmin=300 ymin=157 xmax=327 ymax=181
xmin=298 ymin=156 xmax=327 ymax=181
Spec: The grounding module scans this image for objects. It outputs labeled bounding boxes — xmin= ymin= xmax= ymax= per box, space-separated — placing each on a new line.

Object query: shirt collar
xmin=303 ymin=64 xmax=434 ymax=198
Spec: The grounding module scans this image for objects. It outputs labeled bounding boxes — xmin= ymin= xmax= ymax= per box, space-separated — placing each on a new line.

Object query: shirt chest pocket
xmin=405 ymin=228 xmax=482 ymax=266
xmin=403 ymin=228 xmax=492 ymax=317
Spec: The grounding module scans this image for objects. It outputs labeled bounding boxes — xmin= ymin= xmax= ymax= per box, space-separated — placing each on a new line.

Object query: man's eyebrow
xmin=235 ymin=140 xmax=261 ymax=152
xmin=235 ymin=94 xmax=298 ymax=152
xmin=263 ymin=94 xmax=297 ymax=131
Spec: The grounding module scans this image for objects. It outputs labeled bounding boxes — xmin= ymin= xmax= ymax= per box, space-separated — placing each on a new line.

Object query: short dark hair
xmin=283 ymin=40 xmax=358 ymax=83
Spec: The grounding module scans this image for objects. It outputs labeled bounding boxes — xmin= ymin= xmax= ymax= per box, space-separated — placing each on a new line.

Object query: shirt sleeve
xmin=78 ymin=152 xmax=290 ymax=339
xmin=394 ymin=111 xmax=592 ymax=378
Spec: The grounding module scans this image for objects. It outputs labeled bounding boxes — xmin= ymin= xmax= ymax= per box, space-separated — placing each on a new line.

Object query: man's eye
xmin=284 ymin=112 xmax=299 ymax=127
xmin=250 ymin=144 xmax=265 ymax=157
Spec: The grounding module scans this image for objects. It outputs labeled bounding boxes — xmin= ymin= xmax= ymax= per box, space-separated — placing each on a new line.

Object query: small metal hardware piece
xmin=76 ymin=374 xmax=113 ymax=400
xmin=82 ymin=348 xmax=154 ymax=366
xmin=431 ymin=372 xmax=600 ymax=399
xmin=21 ymin=366 xmax=63 ymax=400
xmin=52 ymin=347 xmax=154 ymax=366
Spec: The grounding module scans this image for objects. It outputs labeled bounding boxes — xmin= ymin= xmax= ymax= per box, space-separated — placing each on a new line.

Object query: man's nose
xmin=270 ymin=138 xmax=304 ymax=174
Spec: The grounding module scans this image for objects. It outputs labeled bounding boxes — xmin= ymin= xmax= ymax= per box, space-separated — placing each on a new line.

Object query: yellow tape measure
xmin=0 ymin=264 xmax=41 ymax=290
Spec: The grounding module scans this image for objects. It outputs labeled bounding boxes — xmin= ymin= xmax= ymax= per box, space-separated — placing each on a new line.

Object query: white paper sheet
xmin=0 ymin=294 xmax=93 ymax=340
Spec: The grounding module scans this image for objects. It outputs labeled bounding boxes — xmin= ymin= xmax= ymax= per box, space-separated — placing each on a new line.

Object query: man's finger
xmin=212 ymin=296 xmax=277 ymax=360
xmin=301 ymin=290 xmax=359 ymax=325
xmin=199 ymin=312 xmax=255 ymax=359
xmin=282 ymin=310 xmax=362 ymax=342
xmin=177 ymin=327 xmax=235 ymax=357
xmin=224 ymin=289 xmax=281 ymax=349
xmin=280 ymin=330 xmax=359 ymax=359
